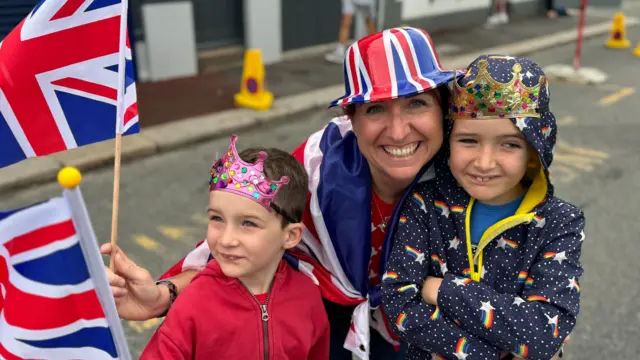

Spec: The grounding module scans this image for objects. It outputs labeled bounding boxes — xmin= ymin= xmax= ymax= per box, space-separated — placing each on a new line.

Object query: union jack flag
xmin=0 ymin=195 xmax=130 ymax=359
xmin=0 ymin=0 xmax=139 ymax=169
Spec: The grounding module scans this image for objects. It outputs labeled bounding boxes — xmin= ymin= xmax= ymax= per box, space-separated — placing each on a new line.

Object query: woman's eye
xmin=458 ymin=138 xmax=477 ymax=144
xmin=365 ymin=105 xmax=384 ymax=114
xmin=503 ymin=142 xmax=522 ymax=149
xmin=409 ymin=99 xmax=427 ymax=108
xmin=242 ymin=220 xmax=257 ymax=227
xmin=210 ymin=215 xmax=222 ymax=222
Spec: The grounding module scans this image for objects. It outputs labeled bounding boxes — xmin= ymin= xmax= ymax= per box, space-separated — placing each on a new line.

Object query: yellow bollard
xmin=605 ymin=12 xmax=631 ymax=49
xmin=234 ymin=49 xmax=274 ymax=111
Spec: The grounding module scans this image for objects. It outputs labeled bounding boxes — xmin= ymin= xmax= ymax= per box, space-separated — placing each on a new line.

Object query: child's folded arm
xmin=436 ymin=213 xmax=585 ymax=360
xmin=382 ymin=193 xmax=503 ymax=359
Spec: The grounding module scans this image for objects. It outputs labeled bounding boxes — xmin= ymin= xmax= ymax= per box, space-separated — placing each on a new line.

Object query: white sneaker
xmin=325 ymin=47 xmax=345 ymax=64
xmin=499 ymin=12 xmax=509 ymax=24
xmin=484 ymin=13 xmax=502 ymax=28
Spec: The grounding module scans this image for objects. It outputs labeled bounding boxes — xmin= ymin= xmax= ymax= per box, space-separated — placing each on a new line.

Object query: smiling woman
xmin=102 ymin=26 xmax=461 ymax=360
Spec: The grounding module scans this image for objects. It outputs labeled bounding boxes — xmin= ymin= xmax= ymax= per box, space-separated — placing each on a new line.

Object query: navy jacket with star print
xmin=381 ymin=56 xmax=585 ymax=360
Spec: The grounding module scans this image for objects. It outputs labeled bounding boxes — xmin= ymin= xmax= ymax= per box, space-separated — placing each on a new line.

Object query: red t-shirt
xmin=291 ymin=140 xmax=396 ymax=287
xmin=369 ymin=191 xmax=395 ymax=286
xmin=254 ymin=293 xmax=267 ymax=304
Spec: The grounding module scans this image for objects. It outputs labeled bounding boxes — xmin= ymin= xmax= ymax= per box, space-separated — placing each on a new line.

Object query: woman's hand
xmin=101 ymin=243 xmax=169 ymax=321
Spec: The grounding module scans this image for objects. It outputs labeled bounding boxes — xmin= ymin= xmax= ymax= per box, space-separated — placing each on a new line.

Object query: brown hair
xmin=237 ymin=147 xmax=309 ymax=227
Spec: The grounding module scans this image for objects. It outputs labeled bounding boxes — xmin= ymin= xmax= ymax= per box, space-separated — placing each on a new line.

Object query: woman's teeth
xmin=383 ymin=143 xmax=419 ymax=158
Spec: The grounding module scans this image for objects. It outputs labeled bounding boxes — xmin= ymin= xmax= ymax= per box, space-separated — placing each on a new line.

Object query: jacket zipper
xmin=242 ymin=278 xmax=275 ymax=360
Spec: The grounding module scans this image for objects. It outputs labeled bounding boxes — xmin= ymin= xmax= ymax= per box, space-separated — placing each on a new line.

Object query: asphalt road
xmin=2 ymin=27 xmax=640 ymax=358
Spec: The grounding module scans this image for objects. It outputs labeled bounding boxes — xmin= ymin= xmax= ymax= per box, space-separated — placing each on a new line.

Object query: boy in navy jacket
xmin=382 ymin=56 xmax=584 ymax=360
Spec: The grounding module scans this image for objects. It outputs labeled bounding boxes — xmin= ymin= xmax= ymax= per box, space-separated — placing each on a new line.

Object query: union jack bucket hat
xmin=329 ymin=27 xmax=460 ymax=108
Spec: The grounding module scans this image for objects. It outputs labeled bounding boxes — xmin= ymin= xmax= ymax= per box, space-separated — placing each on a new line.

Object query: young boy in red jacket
xmin=141 ymin=135 xmax=330 ymax=360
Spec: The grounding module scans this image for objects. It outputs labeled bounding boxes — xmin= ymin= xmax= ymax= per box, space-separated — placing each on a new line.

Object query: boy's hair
xmin=237 ymin=147 xmax=309 ymax=227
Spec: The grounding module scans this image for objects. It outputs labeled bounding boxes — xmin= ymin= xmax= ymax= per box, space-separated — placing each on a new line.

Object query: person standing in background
xmin=325 ymin=0 xmax=377 ymax=64
xmin=485 ymin=0 xmax=509 ymax=27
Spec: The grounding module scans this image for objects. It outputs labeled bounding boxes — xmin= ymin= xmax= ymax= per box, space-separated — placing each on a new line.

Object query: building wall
xmin=0 ymin=0 xmax=41 ymax=40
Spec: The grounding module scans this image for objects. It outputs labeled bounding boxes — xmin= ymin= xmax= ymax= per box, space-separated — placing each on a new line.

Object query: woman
xmin=103 ymin=27 xmax=458 ymax=359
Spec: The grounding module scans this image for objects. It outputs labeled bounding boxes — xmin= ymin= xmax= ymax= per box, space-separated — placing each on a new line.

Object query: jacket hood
xmin=437 ymin=55 xmax=557 ymax=210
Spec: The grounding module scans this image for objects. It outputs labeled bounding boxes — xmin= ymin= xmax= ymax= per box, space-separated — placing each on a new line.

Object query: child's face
xmin=449 ymin=118 xmax=536 ymax=205
xmin=206 ymin=191 xmax=301 ymax=287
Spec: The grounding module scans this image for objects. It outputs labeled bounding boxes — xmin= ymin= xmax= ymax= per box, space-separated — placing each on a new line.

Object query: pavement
xmin=2 ymin=5 xmax=640 ymax=194
xmin=3 ymin=4 xmax=640 ymax=359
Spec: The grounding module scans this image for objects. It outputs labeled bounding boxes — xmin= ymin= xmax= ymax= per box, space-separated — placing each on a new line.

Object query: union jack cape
xmin=0 ymin=184 xmax=131 ymax=359
xmin=160 ymin=116 xmax=435 ymax=359
xmin=0 ymin=0 xmax=139 ymax=169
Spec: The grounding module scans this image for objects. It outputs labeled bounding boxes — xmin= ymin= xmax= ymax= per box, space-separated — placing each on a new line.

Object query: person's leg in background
xmin=325 ymin=0 xmax=355 ymax=64
xmin=545 ymin=0 xmax=559 ymax=18
xmin=485 ymin=0 xmax=509 ymax=27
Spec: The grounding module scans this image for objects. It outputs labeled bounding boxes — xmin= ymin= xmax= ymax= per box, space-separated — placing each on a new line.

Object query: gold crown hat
xmin=449 ymin=55 xmax=549 ymax=120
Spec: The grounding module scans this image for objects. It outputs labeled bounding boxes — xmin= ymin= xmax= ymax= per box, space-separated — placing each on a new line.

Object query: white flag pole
xmin=59 ymin=168 xmax=132 ymax=360
xmin=109 ymin=0 xmax=130 ymax=270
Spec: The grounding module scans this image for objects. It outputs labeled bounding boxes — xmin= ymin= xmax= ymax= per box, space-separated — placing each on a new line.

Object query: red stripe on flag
xmin=4 ymin=220 xmax=76 ymax=257
xmin=0 ymin=342 xmax=22 ymax=360
xmin=124 ymin=103 xmax=138 ymax=126
xmin=391 ymin=29 xmax=432 ymax=90
xmin=0 ymin=257 xmax=105 ymax=330
xmin=51 ymin=0 xmax=86 ymax=20
xmin=288 ymin=249 xmax=362 ymax=306
xmin=51 ymin=77 xmax=118 ymax=101
xmin=4 ymin=287 xmax=106 ymax=330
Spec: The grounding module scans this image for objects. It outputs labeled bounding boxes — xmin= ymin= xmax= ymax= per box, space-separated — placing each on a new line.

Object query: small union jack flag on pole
xmin=0 ymin=0 xmax=140 ymax=169
xmin=0 ymin=167 xmax=131 ymax=359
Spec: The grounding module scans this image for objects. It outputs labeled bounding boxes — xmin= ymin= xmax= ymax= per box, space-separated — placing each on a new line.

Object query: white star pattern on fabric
xmin=369 ymin=269 xmax=376 ymax=279
xmin=567 ymin=277 xmax=579 ymax=291
xmin=453 ymin=277 xmax=469 ymax=287
xmin=496 ymin=236 xmax=507 ymax=249
xmin=449 ymin=236 xmax=460 ymax=249
xmin=480 ymin=266 xmax=487 ymax=279
xmin=525 ymin=70 xmax=533 ymax=78
xmin=535 ymin=217 xmax=546 ymax=228
xmin=371 ymin=246 xmax=379 ymax=257
xmin=513 ymin=297 xmax=526 ymax=306
xmin=480 ymin=301 xmax=495 ymax=312
xmin=441 ymin=206 xmax=450 ymax=218
xmin=397 ymin=321 xmax=406 ymax=332
xmin=371 ymin=222 xmax=376 ymax=233
xmin=553 ymin=251 xmax=567 ymax=264
xmin=414 ymin=253 xmax=425 ymax=265
xmin=580 ymin=230 xmax=585 ymax=242
xmin=440 ymin=262 xmax=448 ymax=275
xmin=516 ymin=117 xmax=528 ymax=131
xmin=454 ymin=350 xmax=468 ymax=360
xmin=545 ymin=313 xmax=558 ymax=325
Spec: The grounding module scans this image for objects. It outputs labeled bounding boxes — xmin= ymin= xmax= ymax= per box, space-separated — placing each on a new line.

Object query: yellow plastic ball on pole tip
xmin=58 ymin=167 xmax=82 ymax=189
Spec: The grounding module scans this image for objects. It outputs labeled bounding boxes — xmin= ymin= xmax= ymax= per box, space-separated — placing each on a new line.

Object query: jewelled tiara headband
xmin=208 ymin=135 xmax=297 ymax=223
xmin=449 ymin=59 xmax=547 ymax=120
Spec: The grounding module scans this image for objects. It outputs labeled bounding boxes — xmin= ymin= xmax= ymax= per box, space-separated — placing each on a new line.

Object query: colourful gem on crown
xmin=209 ymin=135 xmax=289 ymax=212
xmin=449 ymin=59 xmax=545 ymax=120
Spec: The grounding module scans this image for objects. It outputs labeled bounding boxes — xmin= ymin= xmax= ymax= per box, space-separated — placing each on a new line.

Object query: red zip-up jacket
xmin=141 ymin=258 xmax=330 ymax=360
